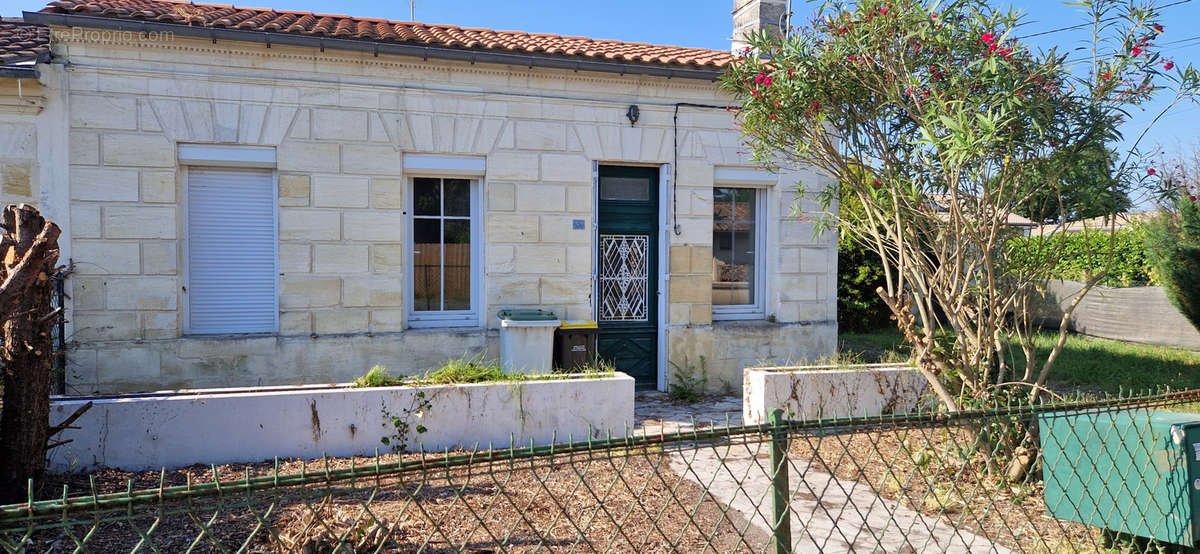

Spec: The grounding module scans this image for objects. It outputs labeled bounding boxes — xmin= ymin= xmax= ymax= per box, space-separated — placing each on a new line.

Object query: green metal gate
xmin=595 ymin=165 xmax=658 ymax=388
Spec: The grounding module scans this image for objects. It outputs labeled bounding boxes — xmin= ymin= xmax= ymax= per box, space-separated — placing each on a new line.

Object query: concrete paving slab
xmin=634 ymin=391 xmax=1009 ymax=553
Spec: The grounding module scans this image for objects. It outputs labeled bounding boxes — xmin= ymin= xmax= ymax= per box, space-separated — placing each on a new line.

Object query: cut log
xmin=0 ymin=204 xmax=62 ymax=503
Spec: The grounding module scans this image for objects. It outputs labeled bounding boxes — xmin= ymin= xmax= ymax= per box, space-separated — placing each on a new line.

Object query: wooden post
xmin=0 ymin=204 xmax=62 ymax=503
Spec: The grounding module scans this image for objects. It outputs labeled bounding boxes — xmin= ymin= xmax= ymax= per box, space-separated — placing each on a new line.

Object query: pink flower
xmin=1147 ymin=168 xmax=1156 ymax=176
xmin=755 ymin=73 xmax=766 ymax=84
xmin=873 ymin=180 xmax=882 ymax=188
xmin=980 ymin=32 xmax=995 ymax=44
xmin=1100 ymin=73 xmax=1112 ymax=80
xmin=1153 ymin=24 xmax=1164 ymax=33
xmin=1132 ymin=47 xmax=1143 ymax=57
xmin=1164 ymin=61 xmax=1175 ymax=70
xmin=769 ymin=113 xmax=778 ymax=119
xmin=988 ymin=43 xmax=999 ymax=53
xmin=762 ymin=76 xmax=772 ymax=87
xmin=879 ymin=7 xmax=888 ymax=15
xmin=999 ymin=47 xmax=1013 ymax=56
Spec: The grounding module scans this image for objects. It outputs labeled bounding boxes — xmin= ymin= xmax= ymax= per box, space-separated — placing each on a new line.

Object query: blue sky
xmin=4 ymin=0 xmax=1197 ymax=160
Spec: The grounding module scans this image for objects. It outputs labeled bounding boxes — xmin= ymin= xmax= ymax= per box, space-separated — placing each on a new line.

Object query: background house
xmin=1 ymin=0 xmax=837 ymax=394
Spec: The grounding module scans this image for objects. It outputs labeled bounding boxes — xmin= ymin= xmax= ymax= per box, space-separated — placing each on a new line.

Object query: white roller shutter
xmin=187 ymin=167 xmax=278 ymax=334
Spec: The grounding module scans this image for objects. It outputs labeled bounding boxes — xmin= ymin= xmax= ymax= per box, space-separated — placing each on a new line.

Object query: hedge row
xmin=838 ymin=225 xmax=1156 ymax=332
xmin=1005 ymin=227 xmax=1155 ymax=287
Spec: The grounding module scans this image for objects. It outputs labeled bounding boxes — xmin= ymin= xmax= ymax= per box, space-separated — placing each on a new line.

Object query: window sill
xmin=403 ymin=325 xmax=487 ymax=335
xmin=182 ymin=332 xmax=278 ymax=339
xmin=710 ymin=318 xmax=774 ymax=328
xmin=711 ymin=310 xmax=767 ymax=322
xmin=407 ymin=314 xmax=480 ymax=330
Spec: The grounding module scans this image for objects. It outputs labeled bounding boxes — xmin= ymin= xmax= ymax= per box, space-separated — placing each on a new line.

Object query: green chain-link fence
xmin=4 ymin=390 xmax=1200 ymax=552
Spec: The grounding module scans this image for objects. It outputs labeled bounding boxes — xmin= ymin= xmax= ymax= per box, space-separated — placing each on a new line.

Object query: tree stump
xmin=0 ymin=204 xmax=61 ymax=503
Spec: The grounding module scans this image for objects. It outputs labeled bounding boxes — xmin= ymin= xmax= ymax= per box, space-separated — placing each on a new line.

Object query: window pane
xmin=713 ymin=187 xmax=757 ymax=306
xmin=444 ymin=179 xmax=471 ymax=217
xmin=413 ymin=218 xmax=442 ymax=311
xmin=600 ymin=176 xmax=650 ymax=201
xmin=443 ymin=219 xmax=472 ymax=310
xmin=413 ymin=178 xmax=441 ymax=216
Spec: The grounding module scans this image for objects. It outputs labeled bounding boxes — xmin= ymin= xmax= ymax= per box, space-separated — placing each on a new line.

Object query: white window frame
xmin=711 ymin=184 xmax=769 ymax=321
xmin=404 ymin=176 xmax=483 ymax=328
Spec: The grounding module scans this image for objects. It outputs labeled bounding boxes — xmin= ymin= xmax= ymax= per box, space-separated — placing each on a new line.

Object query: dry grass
xmin=22 ymin=449 xmax=768 ymax=553
xmin=788 ymin=424 xmax=1103 ymax=553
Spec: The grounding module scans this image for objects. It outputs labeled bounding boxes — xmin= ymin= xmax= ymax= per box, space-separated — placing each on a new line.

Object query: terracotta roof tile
xmin=40 ymin=0 xmax=735 ymax=70
xmin=0 ymin=19 xmax=50 ymax=65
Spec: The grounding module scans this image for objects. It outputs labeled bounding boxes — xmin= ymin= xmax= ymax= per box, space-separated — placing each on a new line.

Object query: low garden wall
xmin=743 ymin=364 xmax=930 ymax=425
xmin=1037 ymin=279 xmax=1200 ymax=351
xmin=48 ymin=373 xmax=635 ymax=472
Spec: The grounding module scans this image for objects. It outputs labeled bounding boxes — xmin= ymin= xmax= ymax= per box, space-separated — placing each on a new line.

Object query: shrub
xmin=1143 ymin=199 xmax=1200 ymax=332
xmin=1006 ymin=228 xmax=1154 ymax=287
xmin=838 ymin=238 xmax=892 ymax=332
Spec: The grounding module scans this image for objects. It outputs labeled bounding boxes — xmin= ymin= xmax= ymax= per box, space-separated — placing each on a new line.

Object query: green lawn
xmin=839 ymin=330 xmax=1200 ymax=395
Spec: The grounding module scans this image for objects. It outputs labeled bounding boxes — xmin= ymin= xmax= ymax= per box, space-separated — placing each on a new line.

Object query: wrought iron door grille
xmin=598 ymin=234 xmax=649 ymax=321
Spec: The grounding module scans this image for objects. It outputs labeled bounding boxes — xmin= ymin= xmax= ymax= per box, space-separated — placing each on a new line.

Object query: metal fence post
xmin=769 ymin=408 xmax=792 ymax=554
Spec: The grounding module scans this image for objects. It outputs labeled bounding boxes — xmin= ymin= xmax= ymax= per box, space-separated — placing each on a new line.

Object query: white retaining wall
xmin=743 ymin=364 xmax=930 ymax=425
xmin=48 ymin=373 xmax=634 ymax=472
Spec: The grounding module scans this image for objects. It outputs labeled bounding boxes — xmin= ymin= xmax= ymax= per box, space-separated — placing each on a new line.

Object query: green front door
xmin=596 ymin=165 xmax=659 ymax=389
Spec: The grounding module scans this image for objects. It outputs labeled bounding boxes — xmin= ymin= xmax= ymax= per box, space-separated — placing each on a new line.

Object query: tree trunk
xmin=0 ymin=204 xmax=61 ymax=504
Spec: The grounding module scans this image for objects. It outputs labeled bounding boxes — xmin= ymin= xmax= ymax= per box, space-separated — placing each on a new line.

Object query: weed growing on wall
xmin=353 ymin=359 xmax=615 ymax=389
xmin=353 ymin=365 xmax=401 ymax=388
xmin=379 ymin=391 xmax=432 ymax=453
xmin=669 ymin=356 xmax=708 ymax=403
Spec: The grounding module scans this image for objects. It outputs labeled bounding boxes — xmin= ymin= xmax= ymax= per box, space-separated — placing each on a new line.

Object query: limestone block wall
xmin=0 ymin=78 xmax=46 ymax=208
xmin=666 ymin=161 xmax=838 ymax=391
xmin=49 ymin=31 xmax=836 ymax=394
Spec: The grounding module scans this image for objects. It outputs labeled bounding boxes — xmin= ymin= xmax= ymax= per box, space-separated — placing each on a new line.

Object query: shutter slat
xmin=188 ymin=167 xmax=277 ymax=334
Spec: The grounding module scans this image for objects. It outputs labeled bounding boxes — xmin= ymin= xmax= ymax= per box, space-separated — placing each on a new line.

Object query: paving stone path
xmin=633 ymin=391 xmax=1010 ymax=553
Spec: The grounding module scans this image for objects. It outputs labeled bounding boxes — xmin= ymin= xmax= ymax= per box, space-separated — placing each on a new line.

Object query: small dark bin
xmin=554 ymin=321 xmax=598 ymax=371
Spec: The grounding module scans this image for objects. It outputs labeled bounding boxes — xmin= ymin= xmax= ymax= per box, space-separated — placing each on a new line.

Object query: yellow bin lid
xmin=559 ymin=319 xmax=598 ymax=330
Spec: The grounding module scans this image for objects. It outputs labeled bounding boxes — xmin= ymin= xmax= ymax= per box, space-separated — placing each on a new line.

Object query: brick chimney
xmin=732 ymin=0 xmax=789 ymax=53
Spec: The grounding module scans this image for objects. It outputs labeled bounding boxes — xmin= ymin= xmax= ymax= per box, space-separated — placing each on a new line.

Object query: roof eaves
xmin=0 ymin=66 xmax=39 ymax=78
xmin=23 ymin=11 xmax=725 ymax=81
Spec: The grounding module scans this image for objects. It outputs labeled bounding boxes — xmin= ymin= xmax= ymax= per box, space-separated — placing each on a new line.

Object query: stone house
xmin=1 ymin=0 xmax=836 ymax=394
